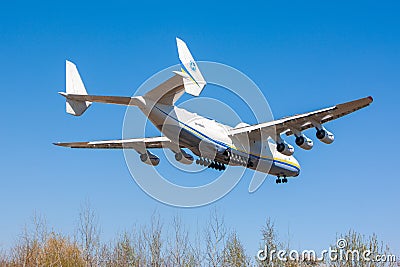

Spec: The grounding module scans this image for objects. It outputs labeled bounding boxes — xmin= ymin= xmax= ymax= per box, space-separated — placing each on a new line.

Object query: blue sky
xmin=0 ymin=0 xmax=399 ymax=256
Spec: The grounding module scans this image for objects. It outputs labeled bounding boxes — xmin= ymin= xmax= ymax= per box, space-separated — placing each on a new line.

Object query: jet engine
xmin=175 ymin=150 xmax=194 ymax=165
xmin=140 ymin=151 xmax=160 ymax=166
xmin=295 ymin=134 xmax=314 ymax=150
xmin=276 ymin=141 xmax=295 ymax=156
xmin=316 ymin=128 xmax=334 ymax=144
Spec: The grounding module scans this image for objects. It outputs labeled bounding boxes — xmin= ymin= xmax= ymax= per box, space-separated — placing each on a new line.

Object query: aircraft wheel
xmin=175 ymin=152 xmax=183 ymax=161
xmin=241 ymin=159 xmax=247 ymax=166
xmin=140 ymin=153 xmax=148 ymax=162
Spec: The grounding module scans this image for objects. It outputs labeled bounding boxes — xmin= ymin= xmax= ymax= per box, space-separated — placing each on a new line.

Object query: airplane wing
xmin=228 ymin=96 xmax=373 ymax=139
xmin=54 ymin=136 xmax=178 ymax=154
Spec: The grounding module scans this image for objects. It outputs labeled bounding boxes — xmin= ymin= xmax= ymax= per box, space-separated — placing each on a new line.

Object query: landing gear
xmin=217 ymin=162 xmax=226 ymax=171
xmin=276 ymin=176 xmax=288 ymax=184
xmin=175 ymin=152 xmax=183 ymax=161
xmin=195 ymin=157 xmax=226 ymax=171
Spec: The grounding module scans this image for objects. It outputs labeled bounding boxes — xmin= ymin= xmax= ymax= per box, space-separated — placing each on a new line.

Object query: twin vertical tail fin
xmin=175 ymin=38 xmax=206 ymax=96
xmin=63 ymin=60 xmax=91 ymax=116
xmin=61 ymin=38 xmax=205 ymax=116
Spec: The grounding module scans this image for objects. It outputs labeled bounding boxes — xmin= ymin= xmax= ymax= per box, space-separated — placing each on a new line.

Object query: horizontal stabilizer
xmin=59 ymin=92 xmax=145 ymax=107
xmin=54 ymin=136 xmax=178 ymax=155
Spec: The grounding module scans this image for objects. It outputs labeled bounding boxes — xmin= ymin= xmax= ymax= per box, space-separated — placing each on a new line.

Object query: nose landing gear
xmin=275 ymin=176 xmax=288 ymax=184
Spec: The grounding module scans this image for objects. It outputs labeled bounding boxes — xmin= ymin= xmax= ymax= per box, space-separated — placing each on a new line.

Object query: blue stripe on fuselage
xmin=153 ymin=105 xmax=300 ymax=172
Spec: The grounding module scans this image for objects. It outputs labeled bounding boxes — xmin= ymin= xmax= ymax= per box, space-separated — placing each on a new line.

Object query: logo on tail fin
xmin=190 ymin=60 xmax=196 ymax=71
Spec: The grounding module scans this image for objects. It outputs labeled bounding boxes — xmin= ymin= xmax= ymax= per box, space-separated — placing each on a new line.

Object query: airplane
xmin=55 ymin=38 xmax=373 ymax=184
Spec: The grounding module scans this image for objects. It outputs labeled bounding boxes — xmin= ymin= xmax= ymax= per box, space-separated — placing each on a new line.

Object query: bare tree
xmin=2 ymin=207 xmax=397 ymax=267
xmin=330 ymin=230 xmax=396 ymax=267
xmin=0 ymin=248 xmax=8 ymax=266
xmin=9 ymin=212 xmax=48 ymax=266
xmin=188 ymin=224 xmax=204 ymax=267
xmin=257 ymin=218 xmax=282 ymax=267
xmin=143 ymin=212 xmax=163 ymax=267
xmin=205 ymin=208 xmax=226 ymax=267
xmin=113 ymin=231 xmax=136 ymax=266
xmin=78 ymin=201 xmax=100 ymax=267
xmin=40 ymin=232 xmax=85 ymax=266
xmin=98 ymin=242 xmax=113 ymax=266
xmin=6 ymin=212 xmax=85 ymax=266
xmin=166 ymin=215 xmax=194 ymax=266
xmin=135 ymin=227 xmax=148 ymax=266
xmin=222 ymin=231 xmax=251 ymax=267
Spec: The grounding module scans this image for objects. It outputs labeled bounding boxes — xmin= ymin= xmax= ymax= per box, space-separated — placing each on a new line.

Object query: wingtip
xmin=368 ymin=96 xmax=373 ymax=102
xmin=53 ymin=142 xmax=67 ymax=147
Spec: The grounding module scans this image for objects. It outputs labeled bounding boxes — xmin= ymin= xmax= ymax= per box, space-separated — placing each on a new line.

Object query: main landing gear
xmin=196 ymin=157 xmax=226 ymax=171
xmin=275 ymin=176 xmax=288 ymax=184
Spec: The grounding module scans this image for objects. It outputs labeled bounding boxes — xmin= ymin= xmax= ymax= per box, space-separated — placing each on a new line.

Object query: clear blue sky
xmin=0 ymin=0 xmax=399 ymax=256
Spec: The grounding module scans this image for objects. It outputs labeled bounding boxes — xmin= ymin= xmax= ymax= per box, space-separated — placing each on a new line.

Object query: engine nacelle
xmin=276 ymin=142 xmax=295 ymax=156
xmin=175 ymin=150 xmax=194 ymax=165
xmin=316 ymin=128 xmax=334 ymax=144
xmin=295 ymin=134 xmax=314 ymax=150
xmin=140 ymin=151 xmax=160 ymax=166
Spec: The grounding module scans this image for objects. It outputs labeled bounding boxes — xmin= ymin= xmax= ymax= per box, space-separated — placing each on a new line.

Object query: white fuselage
xmin=139 ymin=100 xmax=300 ymax=177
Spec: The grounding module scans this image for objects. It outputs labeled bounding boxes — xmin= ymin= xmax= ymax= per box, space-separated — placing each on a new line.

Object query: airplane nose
xmin=292 ymin=157 xmax=301 ymax=176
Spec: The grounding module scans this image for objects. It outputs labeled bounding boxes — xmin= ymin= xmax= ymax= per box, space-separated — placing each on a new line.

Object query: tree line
xmin=0 ymin=205 xmax=397 ymax=267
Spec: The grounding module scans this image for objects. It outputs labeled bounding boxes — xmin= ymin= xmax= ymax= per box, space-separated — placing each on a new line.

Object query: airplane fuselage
xmin=138 ymin=100 xmax=300 ymax=178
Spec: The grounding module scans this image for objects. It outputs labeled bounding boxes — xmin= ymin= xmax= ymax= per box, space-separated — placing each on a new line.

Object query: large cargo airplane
xmin=55 ymin=38 xmax=373 ymax=184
